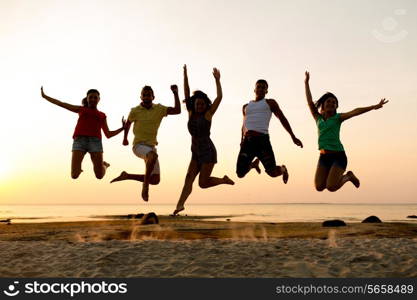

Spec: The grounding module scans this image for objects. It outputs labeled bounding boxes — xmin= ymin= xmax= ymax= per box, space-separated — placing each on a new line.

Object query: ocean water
xmin=0 ymin=203 xmax=416 ymax=223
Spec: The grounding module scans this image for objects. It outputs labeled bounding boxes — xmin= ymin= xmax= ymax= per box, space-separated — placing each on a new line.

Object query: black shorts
xmin=318 ymin=151 xmax=348 ymax=170
xmin=236 ymin=134 xmax=276 ymax=177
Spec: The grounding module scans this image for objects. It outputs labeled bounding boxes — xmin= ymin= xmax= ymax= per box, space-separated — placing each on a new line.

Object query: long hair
xmin=315 ymin=92 xmax=338 ymax=112
xmin=187 ymin=90 xmax=212 ymax=114
xmin=82 ymin=89 xmax=100 ymax=107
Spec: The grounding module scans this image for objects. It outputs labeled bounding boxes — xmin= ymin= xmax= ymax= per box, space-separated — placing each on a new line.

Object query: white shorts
xmin=132 ymin=143 xmax=160 ymax=175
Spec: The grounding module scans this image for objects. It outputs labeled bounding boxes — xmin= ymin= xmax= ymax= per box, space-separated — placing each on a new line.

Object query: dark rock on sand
xmin=407 ymin=215 xmax=417 ymax=219
xmin=322 ymin=220 xmax=346 ymax=227
xmin=0 ymin=219 xmax=11 ymax=225
xmin=362 ymin=216 xmax=382 ymax=223
xmin=140 ymin=212 xmax=159 ymax=225
xmin=127 ymin=214 xmax=145 ymax=219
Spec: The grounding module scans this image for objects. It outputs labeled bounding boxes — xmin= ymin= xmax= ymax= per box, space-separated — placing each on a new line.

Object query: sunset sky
xmin=1 ymin=0 xmax=416 ymax=205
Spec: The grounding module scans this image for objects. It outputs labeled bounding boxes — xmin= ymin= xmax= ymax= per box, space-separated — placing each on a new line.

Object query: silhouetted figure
xmin=40 ymin=87 xmax=125 ymax=179
xmin=304 ymin=71 xmax=388 ymax=192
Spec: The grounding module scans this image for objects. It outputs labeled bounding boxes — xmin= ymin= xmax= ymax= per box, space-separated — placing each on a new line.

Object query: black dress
xmin=187 ymin=114 xmax=217 ymax=165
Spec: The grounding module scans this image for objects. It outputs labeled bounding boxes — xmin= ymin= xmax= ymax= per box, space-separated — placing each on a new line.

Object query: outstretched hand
xmin=171 ymin=84 xmax=178 ymax=93
xmin=374 ymin=98 xmax=388 ymax=110
xmin=304 ymin=71 xmax=310 ymax=83
xmin=292 ymin=136 xmax=303 ymax=148
xmin=183 ymin=64 xmax=188 ymax=76
xmin=213 ymin=68 xmax=221 ymax=80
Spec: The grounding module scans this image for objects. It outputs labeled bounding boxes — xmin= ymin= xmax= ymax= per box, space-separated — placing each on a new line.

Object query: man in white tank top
xmin=236 ymin=79 xmax=303 ymax=183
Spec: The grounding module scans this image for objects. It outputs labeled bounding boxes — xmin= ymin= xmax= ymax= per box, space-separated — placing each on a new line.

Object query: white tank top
xmin=243 ymin=99 xmax=272 ymax=134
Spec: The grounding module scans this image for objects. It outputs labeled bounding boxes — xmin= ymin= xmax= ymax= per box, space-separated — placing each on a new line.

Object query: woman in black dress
xmin=173 ymin=65 xmax=234 ymax=215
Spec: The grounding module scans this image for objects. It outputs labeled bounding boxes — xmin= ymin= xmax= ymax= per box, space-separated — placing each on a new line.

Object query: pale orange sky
xmin=1 ymin=0 xmax=416 ymax=205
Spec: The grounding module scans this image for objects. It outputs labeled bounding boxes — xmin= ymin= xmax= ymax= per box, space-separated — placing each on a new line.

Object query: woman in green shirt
xmin=304 ymin=71 xmax=388 ymax=192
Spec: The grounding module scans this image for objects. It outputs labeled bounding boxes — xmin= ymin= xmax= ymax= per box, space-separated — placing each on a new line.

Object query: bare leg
xmin=110 ymin=172 xmax=160 ymax=185
xmin=347 ymin=171 xmax=360 ymax=188
xmin=142 ymin=151 xmax=158 ymax=201
xmin=173 ymin=160 xmax=200 ymax=215
xmin=314 ymin=163 xmax=330 ymax=191
xmin=71 ymin=151 xmax=86 ymax=179
xmin=90 ymin=152 xmax=109 ymax=179
xmin=111 ymin=171 xmax=144 ymax=183
xmin=265 ymin=165 xmax=288 ymax=183
xmin=198 ymin=163 xmax=235 ymax=189
xmin=326 ymin=166 xmax=360 ymax=192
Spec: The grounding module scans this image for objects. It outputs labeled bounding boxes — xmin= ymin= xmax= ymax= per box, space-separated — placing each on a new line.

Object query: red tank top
xmin=73 ymin=107 xmax=106 ymax=139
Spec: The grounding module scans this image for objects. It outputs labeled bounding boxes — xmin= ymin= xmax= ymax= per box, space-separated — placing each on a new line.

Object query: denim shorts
xmin=72 ymin=136 xmax=103 ymax=153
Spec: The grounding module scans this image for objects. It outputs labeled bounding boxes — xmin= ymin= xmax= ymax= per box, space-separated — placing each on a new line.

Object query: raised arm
xmin=41 ymin=86 xmax=81 ymax=113
xmin=267 ymin=99 xmax=303 ymax=148
xmin=102 ymin=117 xmax=126 ymax=139
xmin=183 ymin=64 xmax=190 ymax=101
xmin=304 ymin=72 xmax=319 ymax=121
xmin=207 ymin=68 xmax=223 ymax=118
xmin=183 ymin=65 xmax=193 ymax=111
xmin=339 ymin=98 xmax=388 ymax=122
xmin=167 ymin=85 xmax=181 ymax=115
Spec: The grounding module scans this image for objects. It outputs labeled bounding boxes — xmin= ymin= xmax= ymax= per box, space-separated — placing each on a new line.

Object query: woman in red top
xmin=41 ymin=87 xmax=126 ymax=179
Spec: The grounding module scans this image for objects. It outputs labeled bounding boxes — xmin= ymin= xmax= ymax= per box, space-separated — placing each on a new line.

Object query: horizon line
xmin=1 ymin=202 xmax=416 ymax=206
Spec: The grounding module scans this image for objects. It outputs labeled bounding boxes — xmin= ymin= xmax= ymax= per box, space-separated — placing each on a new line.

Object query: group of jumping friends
xmin=41 ymin=66 xmax=388 ymax=216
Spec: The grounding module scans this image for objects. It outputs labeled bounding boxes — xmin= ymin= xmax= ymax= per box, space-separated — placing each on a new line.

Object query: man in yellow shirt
xmin=111 ymin=85 xmax=180 ymax=201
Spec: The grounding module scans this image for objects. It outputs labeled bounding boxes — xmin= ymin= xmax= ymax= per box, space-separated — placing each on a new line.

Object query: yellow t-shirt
xmin=128 ymin=104 xmax=168 ymax=146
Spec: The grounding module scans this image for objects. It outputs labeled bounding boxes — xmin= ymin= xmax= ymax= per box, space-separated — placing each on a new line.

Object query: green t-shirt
xmin=316 ymin=113 xmax=344 ymax=151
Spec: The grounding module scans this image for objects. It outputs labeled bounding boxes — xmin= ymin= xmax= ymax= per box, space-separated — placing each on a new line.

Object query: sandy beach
xmin=1 ymin=217 xmax=416 ymax=278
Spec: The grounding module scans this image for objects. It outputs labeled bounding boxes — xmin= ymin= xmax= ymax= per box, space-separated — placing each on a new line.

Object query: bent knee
xmin=71 ymin=173 xmax=80 ymax=179
xmin=95 ymin=173 xmax=104 ymax=180
xmin=199 ymin=180 xmax=209 ymax=189
xmin=93 ymin=168 xmax=104 ymax=179
xmin=149 ymin=175 xmax=160 ymax=185
xmin=149 ymin=178 xmax=160 ymax=185
xmin=71 ymin=170 xmax=82 ymax=179
xmin=147 ymin=151 xmax=158 ymax=161
xmin=236 ymin=172 xmax=245 ymax=178
xmin=326 ymin=185 xmax=338 ymax=192
xmin=236 ymin=168 xmax=248 ymax=178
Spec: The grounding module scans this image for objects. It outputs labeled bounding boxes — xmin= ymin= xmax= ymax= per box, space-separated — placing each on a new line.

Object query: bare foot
xmin=171 ymin=207 xmax=184 ymax=216
xmin=281 ymin=165 xmax=289 ymax=184
xmin=103 ymin=161 xmax=110 ymax=168
xmin=141 ymin=183 xmax=149 ymax=202
xmin=110 ymin=171 xmax=128 ymax=183
xmin=251 ymin=158 xmax=261 ymax=174
xmin=223 ymin=175 xmax=235 ymax=185
xmin=347 ymin=171 xmax=360 ymax=188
